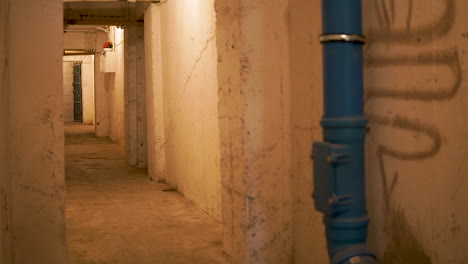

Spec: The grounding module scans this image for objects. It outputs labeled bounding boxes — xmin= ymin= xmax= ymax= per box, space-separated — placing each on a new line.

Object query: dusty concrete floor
xmin=65 ymin=123 xmax=226 ymax=264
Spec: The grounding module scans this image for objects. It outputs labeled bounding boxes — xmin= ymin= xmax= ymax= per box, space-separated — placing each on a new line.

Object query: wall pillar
xmin=81 ymin=57 xmax=95 ymax=125
xmin=94 ymin=53 xmax=110 ymax=137
xmin=0 ymin=0 xmax=67 ymax=262
xmin=144 ymin=5 xmax=166 ymax=181
xmin=215 ymin=0 xmax=293 ymax=263
xmin=125 ymin=25 xmax=148 ymax=168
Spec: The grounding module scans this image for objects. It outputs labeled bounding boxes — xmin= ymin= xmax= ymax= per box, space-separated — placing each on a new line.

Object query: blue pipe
xmin=312 ymin=1 xmax=376 ymax=264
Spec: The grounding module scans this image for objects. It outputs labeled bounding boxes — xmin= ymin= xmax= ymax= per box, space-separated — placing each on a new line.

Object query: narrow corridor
xmin=65 ymin=123 xmax=226 ymax=264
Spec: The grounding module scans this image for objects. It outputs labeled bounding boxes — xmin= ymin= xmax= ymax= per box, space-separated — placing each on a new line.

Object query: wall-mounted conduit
xmin=312 ymin=1 xmax=377 ymax=263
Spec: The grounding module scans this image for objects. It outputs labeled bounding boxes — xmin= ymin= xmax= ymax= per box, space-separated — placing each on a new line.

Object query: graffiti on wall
xmin=365 ymin=0 xmax=460 ymax=210
xmin=365 ymin=1 xmax=463 ymax=261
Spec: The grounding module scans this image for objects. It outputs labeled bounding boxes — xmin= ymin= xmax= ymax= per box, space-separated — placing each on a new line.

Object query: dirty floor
xmin=65 ymin=123 xmax=226 ymax=264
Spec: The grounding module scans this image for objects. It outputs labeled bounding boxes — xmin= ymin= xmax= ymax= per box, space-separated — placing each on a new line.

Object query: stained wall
xmin=145 ymin=1 xmax=222 ymax=219
xmin=289 ymin=0 xmax=468 ymax=263
xmin=0 ymin=0 xmax=67 ymax=263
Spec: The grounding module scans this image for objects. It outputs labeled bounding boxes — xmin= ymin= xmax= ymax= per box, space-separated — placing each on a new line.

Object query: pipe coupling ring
xmin=319 ymin=34 xmax=366 ymax=44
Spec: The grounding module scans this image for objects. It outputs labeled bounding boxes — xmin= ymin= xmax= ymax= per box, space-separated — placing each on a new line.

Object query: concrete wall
xmin=216 ymin=0 xmax=468 ymax=263
xmin=145 ymin=2 xmax=222 ymax=219
xmin=108 ymin=27 xmax=126 ymax=144
xmin=288 ymin=1 xmax=329 ymax=263
xmin=94 ymin=56 xmax=111 ymax=137
xmin=63 ymin=56 xmax=95 ymax=125
xmin=63 ymin=61 xmax=75 ymax=122
xmin=63 ymin=30 xmax=108 ymax=134
xmin=145 ymin=5 xmax=166 ymax=181
xmin=0 ymin=1 xmax=9 ymax=261
xmin=288 ymin=0 xmax=468 ymax=263
xmin=125 ymin=25 xmax=147 ymax=168
xmin=86 ymin=26 xmax=126 ymax=143
xmin=363 ymin=0 xmax=468 ymax=263
xmin=215 ymin=1 xmax=293 ymax=263
xmin=94 ymin=31 xmax=111 ymax=137
xmin=0 ymin=0 xmax=67 ymax=263
xmin=64 ymin=32 xmax=86 ymax=50
xmin=81 ymin=56 xmax=96 ymax=125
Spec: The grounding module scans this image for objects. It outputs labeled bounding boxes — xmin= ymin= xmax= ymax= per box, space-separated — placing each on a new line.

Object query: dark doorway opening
xmin=73 ymin=62 xmax=83 ymax=122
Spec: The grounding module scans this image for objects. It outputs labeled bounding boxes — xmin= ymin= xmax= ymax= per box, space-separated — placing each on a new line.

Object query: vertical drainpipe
xmin=312 ymin=0 xmax=377 ymax=264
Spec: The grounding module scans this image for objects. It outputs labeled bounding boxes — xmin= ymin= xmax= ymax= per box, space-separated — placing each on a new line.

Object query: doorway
xmin=73 ymin=63 xmax=83 ymax=122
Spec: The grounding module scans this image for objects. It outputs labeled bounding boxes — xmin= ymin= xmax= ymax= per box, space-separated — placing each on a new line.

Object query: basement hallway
xmin=64 ymin=123 xmax=227 ymax=264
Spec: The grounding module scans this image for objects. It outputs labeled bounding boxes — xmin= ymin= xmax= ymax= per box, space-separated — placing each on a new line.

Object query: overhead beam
xmin=64 ymin=1 xmax=154 ymax=27
xmin=66 ymin=20 xmax=143 ymax=26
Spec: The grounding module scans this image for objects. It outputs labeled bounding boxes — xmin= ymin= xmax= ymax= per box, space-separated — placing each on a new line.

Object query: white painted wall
xmin=63 ymin=61 xmax=75 ymax=122
xmin=95 ymin=31 xmax=111 ymax=137
xmin=81 ymin=56 xmax=96 ymax=125
xmin=145 ymin=5 xmax=166 ymax=183
xmin=125 ymin=25 xmax=147 ymax=168
xmin=215 ymin=1 xmax=293 ymax=263
xmin=145 ymin=2 xmax=222 ymax=219
xmin=0 ymin=0 xmax=66 ymax=263
xmin=108 ymin=27 xmax=126 ymax=144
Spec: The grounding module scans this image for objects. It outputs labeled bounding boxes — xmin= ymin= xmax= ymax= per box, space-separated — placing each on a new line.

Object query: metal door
xmin=73 ymin=63 xmax=83 ymax=122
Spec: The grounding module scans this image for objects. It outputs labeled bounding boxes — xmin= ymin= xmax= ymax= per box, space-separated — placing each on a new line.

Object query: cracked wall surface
xmin=145 ymin=1 xmax=222 ymax=220
xmin=215 ymin=0 xmax=293 ymax=263
xmin=215 ymin=0 xmax=468 ymax=263
xmin=144 ymin=5 xmax=166 ymax=183
xmin=125 ymin=25 xmax=148 ymax=168
xmin=286 ymin=0 xmax=468 ymax=263
xmin=0 ymin=0 xmax=67 ymax=263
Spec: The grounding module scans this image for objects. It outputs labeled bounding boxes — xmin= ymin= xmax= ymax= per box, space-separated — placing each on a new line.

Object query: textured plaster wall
xmin=0 ymin=0 xmax=67 ymax=263
xmin=144 ymin=5 xmax=166 ymax=181
xmin=124 ymin=25 xmax=147 ymax=168
xmin=0 ymin=1 xmax=9 ymax=261
xmin=81 ymin=56 xmax=96 ymax=125
xmin=288 ymin=1 xmax=329 ymax=263
xmin=363 ymin=0 xmax=468 ymax=263
xmin=64 ymin=32 xmax=86 ymax=50
xmin=146 ymin=1 xmax=468 ymax=263
xmin=215 ymin=0 xmax=293 ymax=263
xmin=286 ymin=0 xmax=468 ymax=263
xmin=63 ymin=56 xmax=95 ymax=125
xmin=64 ymin=31 xmax=104 ymax=54
xmin=145 ymin=1 xmax=222 ymax=219
xmin=94 ymin=54 xmax=111 ymax=137
xmin=108 ymin=27 xmax=126 ymax=144
xmin=63 ymin=61 xmax=75 ymax=122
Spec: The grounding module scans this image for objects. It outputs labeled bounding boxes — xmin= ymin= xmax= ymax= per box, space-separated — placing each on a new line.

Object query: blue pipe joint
xmin=315 ymin=0 xmax=375 ymax=263
xmin=312 ymin=118 xmax=376 ymax=264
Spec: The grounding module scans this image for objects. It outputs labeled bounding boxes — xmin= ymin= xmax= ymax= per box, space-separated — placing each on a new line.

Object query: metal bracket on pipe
xmin=319 ymin=34 xmax=366 ymax=44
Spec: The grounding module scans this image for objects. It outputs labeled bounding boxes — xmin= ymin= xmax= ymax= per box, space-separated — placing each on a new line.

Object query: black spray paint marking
xmin=369 ymin=0 xmax=455 ymax=45
xmin=366 ymin=0 xmax=459 ymax=207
